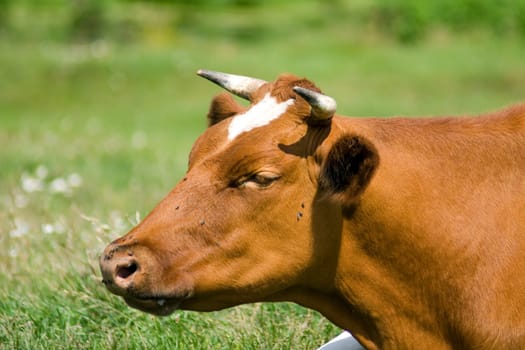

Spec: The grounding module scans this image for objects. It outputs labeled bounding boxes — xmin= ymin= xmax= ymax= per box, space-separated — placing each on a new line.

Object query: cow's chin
xmin=123 ymin=296 xmax=182 ymax=316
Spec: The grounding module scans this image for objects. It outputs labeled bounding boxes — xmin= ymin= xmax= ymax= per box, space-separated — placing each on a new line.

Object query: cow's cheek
xmin=175 ymin=182 xmax=314 ymax=305
xmin=201 ymin=216 xmax=311 ymax=295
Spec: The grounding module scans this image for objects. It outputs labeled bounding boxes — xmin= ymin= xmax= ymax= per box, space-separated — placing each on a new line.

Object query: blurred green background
xmin=1 ymin=0 xmax=524 ymax=349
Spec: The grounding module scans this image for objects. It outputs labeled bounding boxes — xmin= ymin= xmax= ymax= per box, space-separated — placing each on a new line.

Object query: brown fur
xmin=207 ymin=92 xmax=246 ymax=126
xmin=101 ymin=73 xmax=525 ymax=350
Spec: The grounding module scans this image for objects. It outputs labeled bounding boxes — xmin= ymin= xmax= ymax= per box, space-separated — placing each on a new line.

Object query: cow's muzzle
xmin=99 ymin=243 xmax=139 ymax=295
xmin=99 ymin=242 xmax=183 ymax=316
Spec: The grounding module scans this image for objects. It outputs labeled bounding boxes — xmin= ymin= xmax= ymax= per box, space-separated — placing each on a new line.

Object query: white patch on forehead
xmin=228 ymin=93 xmax=294 ymax=141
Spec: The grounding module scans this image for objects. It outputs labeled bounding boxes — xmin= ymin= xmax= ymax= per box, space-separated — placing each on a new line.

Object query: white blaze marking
xmin=228 ymin=93 xmax=294 ymax=140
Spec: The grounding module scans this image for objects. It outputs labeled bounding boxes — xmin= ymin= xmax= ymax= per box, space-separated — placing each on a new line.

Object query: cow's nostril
xmin=116 ymin=262 xmax=138 ymax=280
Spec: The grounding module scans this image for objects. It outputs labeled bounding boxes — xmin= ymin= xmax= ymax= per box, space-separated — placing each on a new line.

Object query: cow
xmin=100 ymin=70 xmax=525 ymax=350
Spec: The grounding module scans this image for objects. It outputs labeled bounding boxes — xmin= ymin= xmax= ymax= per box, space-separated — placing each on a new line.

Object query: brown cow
xmin=100 ymin=70 xmax=525 ymax=350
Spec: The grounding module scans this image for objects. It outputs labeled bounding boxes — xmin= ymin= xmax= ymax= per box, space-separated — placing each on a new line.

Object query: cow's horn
xmin=293 ymin=86 xmax=337 ymax=121
xmin=197 ymin=69 xmax=267 ymax=100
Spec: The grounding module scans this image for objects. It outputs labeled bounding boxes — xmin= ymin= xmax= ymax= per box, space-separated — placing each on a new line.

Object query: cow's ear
xmin=207 ymin=92 xmax=246 ymax=127
xmin=319 ymin=135 xmax=379 ymax=203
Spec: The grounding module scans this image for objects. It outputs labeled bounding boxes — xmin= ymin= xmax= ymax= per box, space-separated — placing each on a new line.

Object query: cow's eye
xmin=237 ymin=172 xmax=280 ymax=189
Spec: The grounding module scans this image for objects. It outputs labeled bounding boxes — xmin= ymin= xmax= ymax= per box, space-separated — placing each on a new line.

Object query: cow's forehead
xmin=227 ymin=93 xmax=295 ymax=141
xmin=190 ymin=74 xmax=320 ymax=164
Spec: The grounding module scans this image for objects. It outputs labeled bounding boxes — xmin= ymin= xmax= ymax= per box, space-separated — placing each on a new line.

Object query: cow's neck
xmin=315 ymin=117 xmax=465 ymax=349
xmin=290 ymin=112 xmax=523 ymax=349
xmin=332 ymin=214 xmax=454 ymax=349
xmin=299 ymin=193 xmax=457 ymax=349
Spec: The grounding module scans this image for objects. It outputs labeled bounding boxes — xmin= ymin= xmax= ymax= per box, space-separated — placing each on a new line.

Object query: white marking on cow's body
xmin=228 ymin=93 xmax=294 ymax=140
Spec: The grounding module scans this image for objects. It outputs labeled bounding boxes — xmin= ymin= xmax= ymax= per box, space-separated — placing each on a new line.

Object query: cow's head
xmin=99 ymin=70 xmax=378 ymax=317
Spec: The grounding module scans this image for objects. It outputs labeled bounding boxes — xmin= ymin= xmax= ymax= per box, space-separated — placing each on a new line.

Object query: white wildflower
xmin=14 ymin=193 xmax=29 ymax=208
xmin=9 ymin=248 xmax=18 ymax=258
xmin=42 ymin=223 xmax=55 ymax=234
xmin=67 ymin=173 xmax=83 ymax=188
xmin=41 ymin=221 xmax=67 ymax=235
xmin=10 ymin=219 xmax=30 ymax=238
xmin=49 ymin=177 xmax=70 ymax=194
xmin=21 ymin=173 xmax=43 ymax=193
xmin=35 ymin=165 xmax=48 ymax=179
xmin=53 ymin=221 xmax=67 ymax=234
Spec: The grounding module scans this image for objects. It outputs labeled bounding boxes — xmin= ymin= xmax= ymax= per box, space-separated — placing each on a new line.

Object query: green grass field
xmin=1 ymin=1 xmax=525 ymax=349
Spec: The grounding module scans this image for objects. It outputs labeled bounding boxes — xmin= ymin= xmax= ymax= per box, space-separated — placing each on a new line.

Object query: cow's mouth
xmin=99 ymin=241 xmax=196 ymax=316
xmin=123 ymin=295 xmax=184 ymax=316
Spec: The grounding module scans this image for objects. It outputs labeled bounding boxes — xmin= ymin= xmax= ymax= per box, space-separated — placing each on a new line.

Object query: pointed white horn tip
xmin=293 ymin=86 xmax=337 ymax=119
xmin=197 ymin=69 xmax=267 ymax=100
xmin=196 ymin=70 xmax=207 ymax=79
xmin=196 ymin=69 xmax=219 ymax=80
xmin=196 ymin=69 xmax=228 ymax=85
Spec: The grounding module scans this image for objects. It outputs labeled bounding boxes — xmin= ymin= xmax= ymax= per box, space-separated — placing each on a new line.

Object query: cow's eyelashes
xmin=234 ymin=172 xmax=281 ymax=189
xmin=250 ymin=173 xmax=280 ymax=187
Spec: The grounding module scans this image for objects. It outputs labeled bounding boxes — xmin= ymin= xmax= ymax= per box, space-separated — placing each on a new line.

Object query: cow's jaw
xmin=122 ymin=296 xmax=182 ymax=316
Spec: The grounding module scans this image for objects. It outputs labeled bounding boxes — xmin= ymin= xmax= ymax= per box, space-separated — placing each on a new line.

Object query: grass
xmin=1 ymin=1 xmax=525 ymax=349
